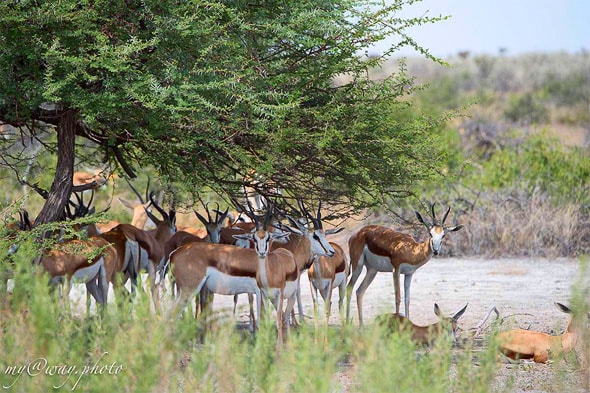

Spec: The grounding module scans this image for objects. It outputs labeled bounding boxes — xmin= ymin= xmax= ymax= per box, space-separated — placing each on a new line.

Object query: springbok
xmin=159 ymin=205 xmax=230 ymax=304
xmin=38 ymin=236 xmax=117 ymax=315
xmin=375 ymin=303 xmax=468 ymax=345
xmin=308 ymin=242 xmax=349 ymax=324
xmin=170 ymin=217 xmax=297 ymax=342
xmin=72 ymin=170 xmax=107 ymax=189
xmin=497 ymin=303 xmax=587 ymax=363
xmin=232 ymin=201 xmax=341 ymax=327
xmin=347 ymin=203 xmax=463 ymax=325
xmin=117 ymin=178 xmax=153 ymax=230
xmin=102 ymin=192 xmax=176 ymax=310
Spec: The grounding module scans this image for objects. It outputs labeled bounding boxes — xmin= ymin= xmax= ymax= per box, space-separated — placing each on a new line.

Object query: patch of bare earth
xmin=229 ymin=257 xmax=588 ymax=392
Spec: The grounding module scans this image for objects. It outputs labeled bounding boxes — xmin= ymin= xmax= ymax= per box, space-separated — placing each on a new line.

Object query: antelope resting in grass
xmin=72 ymin=170 xmax=107 ymax=189
xmin=497 ymin=303 xmax=588 ymax=363
xmin=375 ymin=303 xmax=468 ymax=345
xmin=347 ymin=203 xmax=463 ymax=325
xmin=308 ymin=242 xmax=349 ymax=324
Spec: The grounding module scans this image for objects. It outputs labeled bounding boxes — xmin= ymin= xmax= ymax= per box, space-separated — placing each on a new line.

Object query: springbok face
xmin=429 ymin=226 xmax=445 ymax=255
xmin=144 ymin=191 xmax=177 ymax=235
xmin=307 ymin=228 xmax=336 ymax=258
xmin=434 ymin=303 xmax=468 ymax=343
xmin=235 ymin=230 xmax=290 ymax=258
xmin=292 ymin=200 xmax=343 ymax=258
xmin=416 ymin=203 xmax=463 ymax=256
xmin=195 ymin=204 xmax=229 ymax=244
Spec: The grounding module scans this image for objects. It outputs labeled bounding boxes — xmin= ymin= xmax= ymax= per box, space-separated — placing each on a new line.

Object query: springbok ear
xmin=453 ymin=303 xmax=468 ymax=321
xmin=415 ymin=211 xmax=429 ymax=227
xmin=445 ymin=225 xmax=464 ymax=232
xmin=555 ymin=302 xmax=571 ymax=314
xmin=118 ymin=197 xmax=136 ymax=210
xmin=325 ymin=227 xmax=344 ymax=235
xmin=232 ymin=233 xmax=252 ymax=241
xmin=270 ymin=231 xmax=291 ymax=241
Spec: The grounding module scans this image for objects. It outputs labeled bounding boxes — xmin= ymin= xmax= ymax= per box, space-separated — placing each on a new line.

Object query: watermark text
xmin=3 ymin=352 xmax=124 ymax=390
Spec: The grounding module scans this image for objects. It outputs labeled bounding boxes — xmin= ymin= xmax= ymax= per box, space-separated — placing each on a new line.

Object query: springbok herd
xmin=4 ymin=173 xmax=588 ymax=363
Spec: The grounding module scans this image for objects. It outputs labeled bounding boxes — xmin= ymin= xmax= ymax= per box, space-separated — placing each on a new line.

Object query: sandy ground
xmin=217 ymin=256 xmax=589 ymax=393
xmin=67 ymin=255 xmax=589 ymax=392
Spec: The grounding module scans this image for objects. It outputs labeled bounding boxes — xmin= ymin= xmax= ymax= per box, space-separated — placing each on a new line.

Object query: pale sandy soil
xmin=229 ymin=256 xmax=589 ymax=393
xmin=67 ymin=255 xmax=589 ymax=393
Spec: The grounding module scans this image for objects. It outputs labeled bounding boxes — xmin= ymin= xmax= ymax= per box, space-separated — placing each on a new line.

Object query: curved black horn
xmin=442 ymin=206 xmax=451 ymax=225
xmin=213 ymin=202 xmax=220 ymax=223
xmin=148 ymin=191 xmax=169 ymax=222
xmin=430 ymin=202 xmax=437 ymax=223
xmin=205 ymin=202 xmax=213 ymax=223
xmin=298 ymin=199 xmax=316 ymax=227
xmin=125 ymin=176 xmax=149 ymax=204
xmin=263 ymin=210 xmax=272 ymax=230
xmin=316 ymin=200 xmax=323 ymax=229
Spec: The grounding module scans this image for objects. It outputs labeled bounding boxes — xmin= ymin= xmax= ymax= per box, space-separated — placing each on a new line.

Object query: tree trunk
xmin=34 ymin=110 xmax=77 ymax=226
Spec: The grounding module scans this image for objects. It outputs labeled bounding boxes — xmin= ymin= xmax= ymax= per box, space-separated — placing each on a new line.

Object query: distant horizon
xmin=370 ymin=0 xmax=590 ymax=58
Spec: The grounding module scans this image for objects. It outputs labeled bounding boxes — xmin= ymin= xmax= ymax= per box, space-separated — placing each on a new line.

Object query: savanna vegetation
xmin=0 ymin=0 xmax=588 ymax=392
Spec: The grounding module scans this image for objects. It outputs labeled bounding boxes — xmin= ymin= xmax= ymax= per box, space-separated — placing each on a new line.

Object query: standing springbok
xmin=232 ymin=201 xmax=341 ymax=327
xmin=347 ymin=203 xmax=463 ymax=325
xmin=308 ymin=242 xmax=349 ymax=324
xmin=375 ymin=303 xmax=468 ymax=345
xmin=170 ymin=215 xmax=298 ymax=342
xmin=497 ymin=303 xmax=588 ymax=363
xmin=38 ymin=236 xmax=117 ymax=315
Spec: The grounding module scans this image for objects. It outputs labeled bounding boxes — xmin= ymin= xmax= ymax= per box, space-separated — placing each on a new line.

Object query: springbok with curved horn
xmin=347 ymin=203 xmax=463 ymax=325
xmin=375 ymin=303 xmax=468 ymax=345
xmin=271 ymin=200 xmax=342 ymax=325
xmin=308 ymin=242 xmax=349 ymax=324
xmin=497 ymin=303 xmax=588 ymax=363
xmin=169 ymin=212 xmax=298 ymax=341
xmin=117 ymin=177 xmax=153 ymax=229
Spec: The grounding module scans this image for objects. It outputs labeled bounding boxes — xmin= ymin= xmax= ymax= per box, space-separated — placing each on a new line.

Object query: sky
xmin=371 ymin=0 xmax=590 ymax=57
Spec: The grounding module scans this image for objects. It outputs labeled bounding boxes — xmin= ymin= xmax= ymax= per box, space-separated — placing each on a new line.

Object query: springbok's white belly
xmin=333 ymin=271 xmax=346 ymax=287
xmin=72 ymin=258 xmax=103 ymax=283
xmin=264 ymin=280 xmax=298 ymax=301
xmin=363 ymin=246 xmax=393 ymax=272
xmin=205 ymin=268 xmax=258 ymax=295
xmin=311 ymin=277 xmax=331 ymax=292
xmin=399 ymin=262 xmax=424 ymax=275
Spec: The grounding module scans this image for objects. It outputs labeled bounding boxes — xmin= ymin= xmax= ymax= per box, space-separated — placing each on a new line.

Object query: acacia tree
xmin=0 ymin=0 xmax=446 ymax=224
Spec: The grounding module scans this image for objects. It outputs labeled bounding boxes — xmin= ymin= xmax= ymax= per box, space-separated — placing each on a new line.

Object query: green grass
xmin=1 ymin=238 xmax=588 ymax=392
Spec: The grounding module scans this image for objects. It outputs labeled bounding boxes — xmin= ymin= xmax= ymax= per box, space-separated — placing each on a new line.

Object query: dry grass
xmin=448 ymin=188 xmax=589 ymax=258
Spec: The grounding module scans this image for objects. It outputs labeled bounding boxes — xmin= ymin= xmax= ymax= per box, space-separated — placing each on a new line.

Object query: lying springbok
xmin=375 ymin=303 xmax=468 ymax=345
xmin=170 ymin=214 xmax=299 ymax=342
xmin=497 ymin=303 xmax=588 ymax=363
xmin=308 ymin=242 xmax=349 ymax=324
xmin=347 ymin=203 xmax=463 ymax=325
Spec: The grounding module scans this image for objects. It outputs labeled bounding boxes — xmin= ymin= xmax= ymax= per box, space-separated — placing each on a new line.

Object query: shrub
xmin=503 ymin=93 xmax=550 ymax=125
